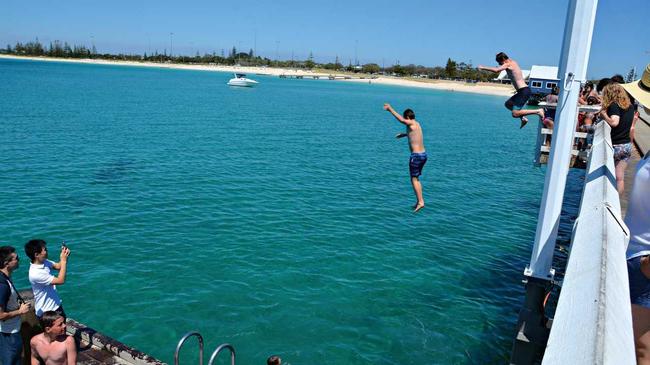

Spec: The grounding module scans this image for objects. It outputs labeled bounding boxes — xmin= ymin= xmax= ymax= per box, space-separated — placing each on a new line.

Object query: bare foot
xmin=537 ymin=109 xmax=545 ymax=120
xmin=413 ymin=203 xmax=425 ymax=213
xmin=520 ymin=117 xmax=528 ymax=129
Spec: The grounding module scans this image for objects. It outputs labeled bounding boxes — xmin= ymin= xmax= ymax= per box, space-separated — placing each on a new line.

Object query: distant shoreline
xmin=0 ymin=54 xmax=514 ymax=97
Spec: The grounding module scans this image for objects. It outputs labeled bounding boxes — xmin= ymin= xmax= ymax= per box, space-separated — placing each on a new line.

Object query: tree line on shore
xmin=2 ymin=40 xmax=498 ymax=81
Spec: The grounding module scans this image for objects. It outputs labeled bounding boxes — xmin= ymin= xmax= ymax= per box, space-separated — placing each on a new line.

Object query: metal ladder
xmin=174 ymin=331 xmax=236 ymax=365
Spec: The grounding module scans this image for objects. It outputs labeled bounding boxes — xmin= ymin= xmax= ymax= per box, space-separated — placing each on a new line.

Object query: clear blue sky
xmin=2 ymin=0 xmax=648 ymax=79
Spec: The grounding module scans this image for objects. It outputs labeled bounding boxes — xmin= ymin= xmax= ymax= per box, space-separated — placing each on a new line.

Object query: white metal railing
xmin=542 ymin=122 xmax=634 ymax=364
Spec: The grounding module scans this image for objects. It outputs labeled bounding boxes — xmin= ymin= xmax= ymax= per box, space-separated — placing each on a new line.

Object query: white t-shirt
xmin=626 ymin=154 xmax=650 ymax=260
xmin=28 ymin=260 xmax=62 ymax=317
xmin=0 ymin=280 xmax=21 ymax=333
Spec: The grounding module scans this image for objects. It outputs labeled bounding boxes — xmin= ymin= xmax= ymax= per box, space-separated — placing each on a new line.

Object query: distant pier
xmin=278 ymin=74 xmax=378 ymax=80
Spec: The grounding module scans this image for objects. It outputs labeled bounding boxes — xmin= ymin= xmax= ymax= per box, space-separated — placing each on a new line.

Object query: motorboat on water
xmin=227 ymin=73 xmax=258 ymax=87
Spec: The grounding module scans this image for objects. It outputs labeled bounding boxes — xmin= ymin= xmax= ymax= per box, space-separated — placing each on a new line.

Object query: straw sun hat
xmin=622 ymin=63 xmax=650 ymax=108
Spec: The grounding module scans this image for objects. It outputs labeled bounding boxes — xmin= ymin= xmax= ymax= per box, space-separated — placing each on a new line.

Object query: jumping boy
xmin=30 ymin=311 xmax=76 ymax=365
xmin=383 ymin=103 xmax=427 ymax=212
xmin=478 ymin=52 xmax=544 ymax=128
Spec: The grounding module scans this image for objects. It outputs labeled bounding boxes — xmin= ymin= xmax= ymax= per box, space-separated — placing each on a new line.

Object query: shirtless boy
xmin=383 ymin=103 xmax=427 ymax=212
xmin=478 ymin=52 xmax=544 ymax=128
xmin=30 ymin=311 xmax=76 ymax=365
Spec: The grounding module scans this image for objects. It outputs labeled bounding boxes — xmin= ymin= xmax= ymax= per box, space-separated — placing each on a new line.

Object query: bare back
xmin=31 ymin=334 xmax=75 ymax=365
xmin=406 ymin=120 xmax=425 ymax=153
xmin=506 ymin=60 xmax=527 ymax=90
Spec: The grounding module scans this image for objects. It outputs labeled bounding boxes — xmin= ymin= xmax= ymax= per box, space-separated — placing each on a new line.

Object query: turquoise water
xmin=1 ymin=58 xmax=549 ymax=364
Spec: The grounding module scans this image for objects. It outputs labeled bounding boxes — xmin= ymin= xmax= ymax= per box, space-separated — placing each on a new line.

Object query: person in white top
xmin=0 ymin=246 xmax=31 ymax=365
xmin=621 ymin=63 xmax=650 ymax=364
xmin=24 ymin=239 xmax=70 ymax=318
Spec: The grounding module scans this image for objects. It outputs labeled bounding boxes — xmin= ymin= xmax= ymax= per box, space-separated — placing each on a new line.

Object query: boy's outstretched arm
xmin=477 ymin=65 xmax=507 ymax=73
xmin=383 ymin=103 xmax=412 ymax=125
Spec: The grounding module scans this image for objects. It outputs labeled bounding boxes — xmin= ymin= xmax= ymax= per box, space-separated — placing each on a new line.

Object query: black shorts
xmin=505 ymin=87 xmax=532 ymax=110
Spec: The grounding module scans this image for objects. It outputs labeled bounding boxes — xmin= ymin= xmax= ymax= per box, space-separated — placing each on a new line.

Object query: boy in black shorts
xmin=479 ymin=52 xmax=544 ymax=128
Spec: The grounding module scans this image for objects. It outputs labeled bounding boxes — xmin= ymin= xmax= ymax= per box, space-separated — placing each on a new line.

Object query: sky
xmin=1 ymin=0 xmax=648 ymax=79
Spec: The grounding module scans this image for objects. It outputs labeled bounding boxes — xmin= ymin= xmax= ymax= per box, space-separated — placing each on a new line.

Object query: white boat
xmin=227 ymin=73 xmax=258 ymax=87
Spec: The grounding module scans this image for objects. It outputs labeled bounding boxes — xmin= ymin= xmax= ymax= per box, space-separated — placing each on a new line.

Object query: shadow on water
xmin=451 ymin=169 xmax=584 ymax=364
xmin=91 ymin=159 xmax=137 ymax=185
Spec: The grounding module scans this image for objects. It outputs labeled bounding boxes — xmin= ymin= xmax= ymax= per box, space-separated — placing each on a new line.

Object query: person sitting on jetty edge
xmin=0 ymin=246 xmax=31 ymax=365
xmin=25 ymin=239 xmax=70 ymax=318
xmin=383 ymin=103 xmax=427 ymax=212
xmin=30 ymin=311 xmax=76 ymax=365
xmin=478 ymin=52 xmax=544 ymax=128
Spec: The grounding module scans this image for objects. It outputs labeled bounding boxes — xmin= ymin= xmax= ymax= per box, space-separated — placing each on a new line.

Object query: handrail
xmin=207 ymin=343 xmax=235 ymax=365
xmin=541 ymin=122 xmax=635 ymax=364
xmin=174 ymin=331 xmax=204 ymax=365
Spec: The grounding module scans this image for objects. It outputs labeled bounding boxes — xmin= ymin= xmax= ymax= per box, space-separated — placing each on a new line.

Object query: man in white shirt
xmin=24 ymin=239 xmax=70 ymax=318
xmin=0 ymin=246 xmax=31 ymax=365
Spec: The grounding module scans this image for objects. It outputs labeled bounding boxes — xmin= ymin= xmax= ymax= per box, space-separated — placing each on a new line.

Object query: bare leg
xmin=411 ymin=176 xmax=425 ymax=212
xmin=512 ymin=109 xmax=544 ymax=128
xmin=615 ymin=159 xmax=628 ymax=195
xmin=632 ymin=304 xmax=650 ymax=364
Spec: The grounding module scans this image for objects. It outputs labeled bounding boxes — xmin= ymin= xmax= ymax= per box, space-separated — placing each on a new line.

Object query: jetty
xmin=278 ymin=73 xmax=378 ymax=80
xmin=18 ymin=289 xmax=165 ymax=365
xmin=510 ymin=1 xmax=648 ymax=363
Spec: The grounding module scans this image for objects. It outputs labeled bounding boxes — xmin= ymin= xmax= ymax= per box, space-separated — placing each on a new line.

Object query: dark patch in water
xmin=92 ymin=159 xmax=136 ymax=185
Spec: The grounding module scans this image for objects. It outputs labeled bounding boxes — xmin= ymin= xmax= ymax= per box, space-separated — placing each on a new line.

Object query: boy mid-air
xmin=30 ymin=311 xmax=76 ymax=365
xmin=478 ymin=52 xmax=544 ymax=128
xmin=384 ymin=103 xmax=427 ymax=212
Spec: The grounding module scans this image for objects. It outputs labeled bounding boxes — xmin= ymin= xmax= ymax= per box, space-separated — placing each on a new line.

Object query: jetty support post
xmin=511 ymin=0 xmax=598 ymax=363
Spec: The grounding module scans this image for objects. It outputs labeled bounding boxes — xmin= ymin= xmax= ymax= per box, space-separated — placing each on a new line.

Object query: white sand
xmin=1 ymin=55 xmax=514 ymax=97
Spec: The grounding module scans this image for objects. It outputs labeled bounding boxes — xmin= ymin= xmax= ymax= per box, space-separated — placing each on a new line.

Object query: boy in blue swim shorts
xmin=383 ymin=103 xmax=427 ymax=212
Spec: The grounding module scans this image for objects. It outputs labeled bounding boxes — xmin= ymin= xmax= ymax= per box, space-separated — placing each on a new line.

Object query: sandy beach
xmin=0 ymin=54 xmax=514 ymax=97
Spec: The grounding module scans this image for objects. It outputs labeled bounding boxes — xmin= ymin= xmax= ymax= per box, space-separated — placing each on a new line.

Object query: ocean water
xmin=0 ymin=58 xmax=557 ymax=364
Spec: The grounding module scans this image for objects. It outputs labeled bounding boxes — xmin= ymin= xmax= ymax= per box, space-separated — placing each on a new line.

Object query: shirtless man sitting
xmin=30 ymin=311 xmax=76 ymax=365
xmin=478 ymin=52 xmax=544 ymax=128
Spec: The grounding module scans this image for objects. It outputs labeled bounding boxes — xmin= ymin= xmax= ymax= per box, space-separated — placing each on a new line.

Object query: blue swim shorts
xmin=409 ymin=152 xmax=427 ymax=177
xmin=628 ymin=256 xmax=650 ymax=308
xmin=505 ymin=87 xmax=532 ymax=111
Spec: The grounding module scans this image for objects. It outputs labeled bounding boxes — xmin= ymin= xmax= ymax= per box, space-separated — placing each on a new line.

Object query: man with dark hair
xmin=384 ymin=103 xmax=428 ymax=212
xmin=596 ymin=77 xmax=612 ymax=94
xmin=24 ymin=239 xmax=70 ymax=318
xmin=30 ymin=310 xmax=76 ymax=365
xmin=0 ymin=246 xmax=30 ymax=365
xmin=478 ymin=52 xmax=545 ymax=128
xmin=267 ymin=355 xmax=281 ymax=365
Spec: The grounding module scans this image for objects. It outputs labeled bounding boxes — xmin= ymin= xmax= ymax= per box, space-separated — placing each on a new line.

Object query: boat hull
xmin=227 ymin=79 xmax=258 ymax=87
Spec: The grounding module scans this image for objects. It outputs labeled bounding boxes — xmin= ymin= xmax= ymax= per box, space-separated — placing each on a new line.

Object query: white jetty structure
xmin=510 ymin=0 xmax=636 ymax=364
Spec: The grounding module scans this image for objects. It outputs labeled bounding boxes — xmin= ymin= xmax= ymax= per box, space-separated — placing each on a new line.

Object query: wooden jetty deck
xmin=19 ymin=290 xmax=164 ymax=365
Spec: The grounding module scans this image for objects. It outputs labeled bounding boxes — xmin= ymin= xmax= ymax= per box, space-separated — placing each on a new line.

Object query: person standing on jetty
xmin=621 ymin=63 xmax=650 ymax=365
xmin=25 ymin=240 xmax=70 ymax=318
xmin=478 ymin=52 xmax=545 ymax=128
xmin=0 ymin=246 xmax=31 ymax=365
xmin=383 ymin=103 xmax=427 ymax=212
